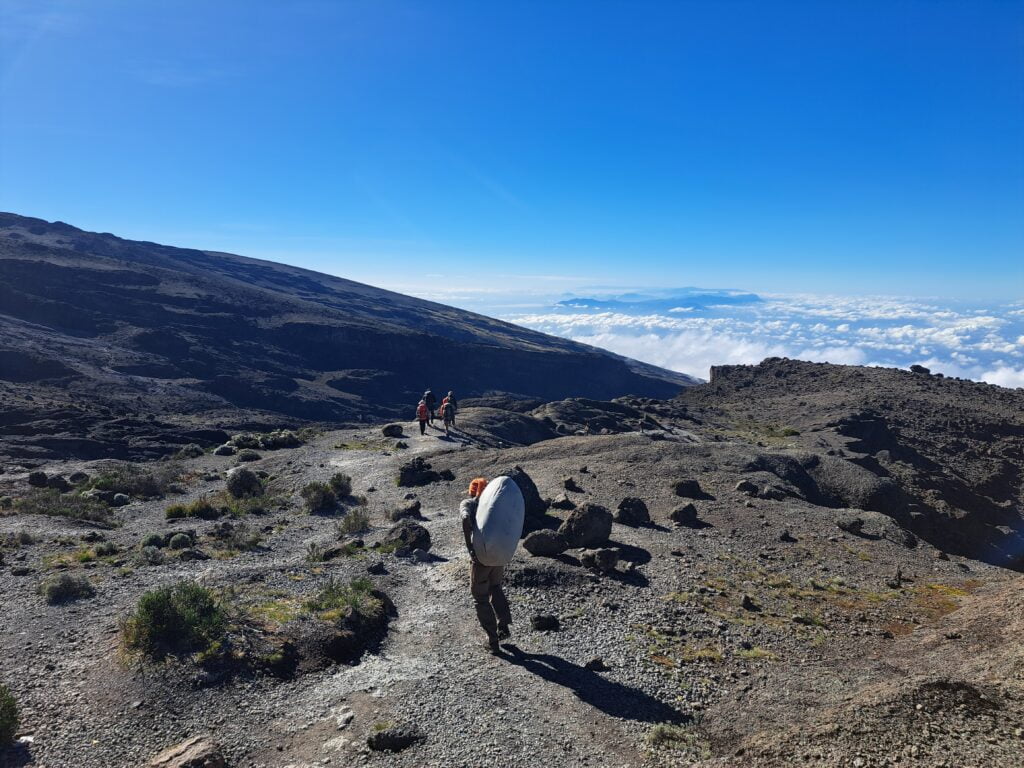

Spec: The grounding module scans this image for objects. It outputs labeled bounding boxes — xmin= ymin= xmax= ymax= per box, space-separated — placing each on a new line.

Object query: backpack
xmin=439 ymin=402 xmax=449 ymax=419
xmin=416 ymin=402 xmax=428 ymax=420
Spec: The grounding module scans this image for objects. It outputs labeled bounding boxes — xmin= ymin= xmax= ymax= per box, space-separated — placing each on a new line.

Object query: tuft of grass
xmin=306 ymin=542 xmax=330 ymax=563
xmin=328 ymin=472 xmax=352 ymax=498
xmin=678 ymin=645 xmax=724 ymax=663
xmin=0 ymin=683 xmax=18 ymax=746
xmin=736 ymin=646 xmax=777 ymax=661
xmin=646 ymin=723 xmax=709 ymax=756
xmin=14 ymin=489 xmax=112 ymax=526
xmin=40 ymin=573 xmax=95 ymax=604
xmin=121 ymin=582 xmax=225 ymax=660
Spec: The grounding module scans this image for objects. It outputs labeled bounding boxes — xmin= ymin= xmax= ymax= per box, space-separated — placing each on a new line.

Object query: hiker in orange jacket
xmin=416 ymin=399 xmax=429 ymax=435
xmin=440 ymin=395 xmax=455 ymax=436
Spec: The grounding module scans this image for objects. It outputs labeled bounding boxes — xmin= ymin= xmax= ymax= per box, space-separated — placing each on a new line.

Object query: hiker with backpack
xmin=423 ymin=390 xmax=437 ymax=424
xmin=439 ymin=397 xmax=454 ymax=436
xmin=444 ymin=391 xmax=457 ymax=426
xmin=416 ymin=399 xmax=429 ymax=435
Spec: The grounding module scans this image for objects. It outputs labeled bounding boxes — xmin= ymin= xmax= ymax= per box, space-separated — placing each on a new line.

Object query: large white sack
xmin=472 ymin=476 xmax=525 ymax=566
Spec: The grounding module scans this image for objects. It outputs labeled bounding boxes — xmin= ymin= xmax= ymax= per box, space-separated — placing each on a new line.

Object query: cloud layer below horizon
xmin=495 ymin=292 xmax=1024 ymax=388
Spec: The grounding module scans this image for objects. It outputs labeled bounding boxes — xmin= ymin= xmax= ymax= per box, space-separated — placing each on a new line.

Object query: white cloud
xmin=981 ymin=366 xmax=1024 ymax=389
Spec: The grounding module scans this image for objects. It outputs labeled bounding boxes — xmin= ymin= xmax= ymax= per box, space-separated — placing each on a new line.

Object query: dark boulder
xmin=558 ymin=503 xmax=612 ymax=548
xmin=615 ymin=497 xmax=650 ymax=526
xmin=396 ymin=457 xmax=453 ymax=487
xmin=27 ymin=471 xmax=47 ymax=488
xmin=673 ymin=479 xmax=704 ymax=498
xmin=497 ymin=465 xmax=547 ymax=524
xmin=580 ymin=548 xmax=618 ymax=574
xmin=523 ymin=530 xmax=569 ymax=557
xmin=389 ymin=499 xmax=423 ymax=522
xmin=549 ymin=493 xmax=575 ymax=510
xmin=670 ymin=503 xmax=701 ymax=527
xmin=384 ymin=520 xmax=431 ymax=553
xmin=382 ymin=424 xmax=404 ymax=438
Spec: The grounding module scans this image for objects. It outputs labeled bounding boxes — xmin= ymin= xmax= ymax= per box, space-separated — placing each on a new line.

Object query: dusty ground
xmin=2 ymin=405 xmax=1021 ymax=767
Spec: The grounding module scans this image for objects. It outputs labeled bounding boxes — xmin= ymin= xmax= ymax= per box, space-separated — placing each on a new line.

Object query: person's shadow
xmin=500 ymin=644 xmax=686 ymax=725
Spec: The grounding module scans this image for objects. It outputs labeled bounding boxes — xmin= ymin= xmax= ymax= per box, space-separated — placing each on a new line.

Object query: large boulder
xmin=382 ymin=424 xmax=404 ymax=438
xmin=226 ymin=467 xmax=263 ymax=499
xmin=27 ymin=470 xmax=48 ymax=488
xmin=672 ymin=479 xmax=704 ymax=498
xmin=148 ymin=736 xmax=225 ymax=768
xmin=389 ymin=499 xmax=423 ymax=522
xmin=384 ymin=520 xmax=431 ymax=553
xmin=670 ymin=503 xmax=700 ymax=527
xmin=497 ymin=466 xmax=547 ymax=524
xmin=558 ymin=503 xmax=612 ymax=548
xmin=523 ymin=529 xmax=569 ymax=557
xmin=615 ymin=497 xmax=650 ymax=526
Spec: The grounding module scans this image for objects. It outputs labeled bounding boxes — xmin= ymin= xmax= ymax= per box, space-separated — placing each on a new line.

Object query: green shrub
xmin=89 ymin=461 xmax=182 ymax=499
xmin=336 ymin=508 xmax=371 ymax=535
xmin=210 ymin=521 xmax=261 ymax=553
xmin=0 ymin=683 xmax=17 ymax=746
xmin=236 ymin=449 xmax=262 ymax=463
xmin=168 ymin=533 xmax=193 ymax=550
xmin=328 ymin=472 xmax=352 ymax=498
xmin=40 ymin=573 xmax=95 ymax=604
xmin=306 ymin=542 xmax=329 ymax=563
xmin=14 ymin=489 xmax=112 ymax=526
xmin=141 ymin=533 xmax=166 ymax=549
xmin=121 ymin=582 xmax=226 ymax=659
xmin=2 ymin=530 xmax=35 ymax=547
xmin=300 ymin=481 xmax=337 ymax=513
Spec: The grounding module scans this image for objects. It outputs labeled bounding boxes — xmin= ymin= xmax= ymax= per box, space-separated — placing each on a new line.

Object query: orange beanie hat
xmin=468 ymin=477 xmax=488 ymax=498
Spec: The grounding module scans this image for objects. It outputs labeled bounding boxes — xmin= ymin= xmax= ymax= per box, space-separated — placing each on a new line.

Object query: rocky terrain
xmin=1 ymin=356 xmax=1022 ymax=767
xmin=0 ymin=213 xmax=693 ymax=462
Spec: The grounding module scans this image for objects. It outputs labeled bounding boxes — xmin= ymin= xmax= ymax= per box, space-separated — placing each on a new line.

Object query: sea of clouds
xmin=490 ymin=290 xmax=1024 ymax=387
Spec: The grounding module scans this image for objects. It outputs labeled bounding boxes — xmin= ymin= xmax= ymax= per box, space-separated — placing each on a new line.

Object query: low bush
xmin=164 ymin=498 xmax=221 ymax=521
xmin=0 ymin=683 xmax=17 ymax=746
xmin=300 ymin=482 xmax=337 ymax=513
xmin=336 ymin=508 xmax=371 ymax=536
xmin=2 ymin=530 xmax=35 ymax=547
xmin=236 ymin=449 xmax=262 ymax=463
xmin=94 ymin=541 xmax=118 ymax=557
xmin=328 ymin=472 xmax=352 ymax=498
xmin=306 ymin=541 xmax=329 ymax=563
xmin=88 ymin=461 xmax=182 ymax=499
xmin=139 ymin=546 xmax=164 ymax=566
xmin=209 ymin=521 xmax=261 ymax=553
xmin=40 ymin=573 xmax=95 ymax=604
xmin=168 ymin=533 xmax=193 ymax=550
xmin=174 ymin=444 xmax=205 ymax=459
xmin=141 ymin=532 xmax=166 ymax=549
xmin=121 ymin=582 xmax=226 ymax=659
xmin=14 ymin=489 xmax=112 ymax=526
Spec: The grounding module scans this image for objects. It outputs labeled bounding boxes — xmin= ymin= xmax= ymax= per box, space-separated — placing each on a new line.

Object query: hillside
xmin=0 ymin=213 xmax=694 ymax=461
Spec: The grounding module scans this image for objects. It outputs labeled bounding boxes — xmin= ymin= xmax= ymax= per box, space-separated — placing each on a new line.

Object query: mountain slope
xmin=0 ymin=213 xmax=694 ymax=460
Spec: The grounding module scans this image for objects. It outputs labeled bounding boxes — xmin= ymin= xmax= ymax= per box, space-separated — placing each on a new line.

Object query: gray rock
xmin=46 ymin=475 xmax=71 ymax=492
xmin=735 ymin=479 xmax=758 ymax=496
xmin=68 ymin=471 xmax=90 ymax=485
xmin=389 ymin=499 xmax=422 ymax=522
xmin=27 ymin=470 xmax=48 ymax=488
xmin=111 ymin=493 xmax=130 ymax=507
xmin=837 ymin=515 xmax=865 ymax=535
xmin=615 ymin=497 xmax=650 ymax=526
xmin=82 ymin=488 xmax=116 ymax=504
xmin=669 ymin=503 xmax=699 ymax=526
xmin=558 ymin=503 xmax=612 ymax=548
xmin=382 ymin=424 xmax=404 ymax=438
xmin=523 ymin=529 xmax=569 ymax=557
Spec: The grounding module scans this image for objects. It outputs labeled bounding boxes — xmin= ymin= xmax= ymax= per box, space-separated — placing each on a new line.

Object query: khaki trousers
xmin=470 ymin=562 xmax=511 ymax=641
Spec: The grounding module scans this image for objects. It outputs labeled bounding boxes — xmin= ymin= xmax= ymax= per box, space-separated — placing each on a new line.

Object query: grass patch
xmin=303 ymin=577 xmax=384 ymax=624
xmin=14 ymin=489 xmax=112 ymax=526
xmin=646 ymin=723 xmax=709 ymax=756
xmin=678 ymin=645 xmax=724 ymax=663
xmin=165 ymin=497 xmax=222 ymax=520
xmin=121 ymin=582 xmax=225 ymax=660
xmin=736 ymin=646 xmax=777 ymax=661
xmin=912 ymin=584 xmax=969 ymax=620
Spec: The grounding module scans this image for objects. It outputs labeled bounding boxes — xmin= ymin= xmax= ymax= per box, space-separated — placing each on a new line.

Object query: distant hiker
xmin=439 ymin=397 xmax=454 ymax=437
xmin=461 ymin=477 xmax=513 ymax=654
xmin=423 ymin=390 xmax=437 ymax=424
xmin=445 ymin=391 xmax=458 ymax=425
xmin=416 ymin=399 xmax=429 ymax=436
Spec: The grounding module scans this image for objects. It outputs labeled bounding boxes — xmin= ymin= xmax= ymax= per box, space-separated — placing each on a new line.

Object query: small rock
xmin=389 ymin=499 xmax=423 ymax=522
xmin=382 ymin=424 xmax=404 ymax=438
xmin=669 ymin=503 xmax=700 ymax=527
xmin=111 ymin=493 xmax=130 ymax=507
xmin=734 ymin=479 xmax=758 ymax=496
xmin=384 ymin=520 xmax=431 ymax=552
xmin=779 ymin=529 xmax=797 ymax=543
xmin=741 ymin=594 xmax=760 ymax=612
xmin=615 ymin=497 xmax=650 ymax=526
xmin=46 ymin=475 xmax=72 ymax=492
xmin=580 ymin=548 xmax=618 ymax=574
xmin=366 ymin=561 xmax=386 ymax=575
xmin=148 ymin=736 xmax=225 ymax=768
xmin=68 ymin=471 xmax=90 ymax=485
xmin=557 ymin=503 xmax=612 ymax=548
xmin=531 ymin=614 xmax=560 ymax=632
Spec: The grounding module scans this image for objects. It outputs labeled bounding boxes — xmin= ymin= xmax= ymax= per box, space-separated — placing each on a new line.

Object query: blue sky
xmin=1 ymin=0 xmax=1022 ymax=299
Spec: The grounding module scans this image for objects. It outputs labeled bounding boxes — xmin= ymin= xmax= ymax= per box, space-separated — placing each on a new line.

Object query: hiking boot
xmin=497 ymin=625 xmax=511 ymax=641
xmin=486 ymin=639 xmax=501 ymax=655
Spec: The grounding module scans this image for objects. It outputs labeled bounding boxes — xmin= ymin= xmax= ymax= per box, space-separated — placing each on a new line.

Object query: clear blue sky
xmin=1 ymin=0 xmax=1022 ymax=298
